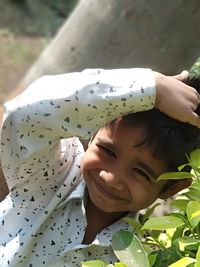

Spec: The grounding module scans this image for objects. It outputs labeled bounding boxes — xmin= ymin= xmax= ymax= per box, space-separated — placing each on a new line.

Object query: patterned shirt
xmin=0 ymin=68 xmax=155 ymax=266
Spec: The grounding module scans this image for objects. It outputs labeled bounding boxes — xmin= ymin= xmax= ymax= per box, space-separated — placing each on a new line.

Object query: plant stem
xmin=143 ymin=238 xmax=174 ymax=256
xmin=193 ymin=167 xmax=200 ymax=181
xmin=196 ymin=222 xmax=200 ymax=239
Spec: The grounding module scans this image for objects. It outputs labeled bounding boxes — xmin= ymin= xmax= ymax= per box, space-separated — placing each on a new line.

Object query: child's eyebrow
xmin=96 ymin=137 xmax=118 ymax=151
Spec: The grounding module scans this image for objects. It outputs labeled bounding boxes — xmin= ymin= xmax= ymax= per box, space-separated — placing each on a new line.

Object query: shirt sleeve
xmin=0 ymin=68 xmax=156 ymax=190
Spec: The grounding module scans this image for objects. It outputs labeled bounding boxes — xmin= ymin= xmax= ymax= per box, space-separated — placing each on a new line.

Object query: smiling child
xmin=0 ymin=68 xmax=199 ymax=266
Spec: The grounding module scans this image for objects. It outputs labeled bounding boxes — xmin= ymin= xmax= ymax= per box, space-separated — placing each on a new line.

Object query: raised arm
xmin=1 ymin=68 xmax=199 ymax=193
xmin=0 ymin=68 xmax=155 ymax=190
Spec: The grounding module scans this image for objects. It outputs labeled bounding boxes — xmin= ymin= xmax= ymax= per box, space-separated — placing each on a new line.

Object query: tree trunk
xmin=15 ymin=0 xmax=200 ymax=93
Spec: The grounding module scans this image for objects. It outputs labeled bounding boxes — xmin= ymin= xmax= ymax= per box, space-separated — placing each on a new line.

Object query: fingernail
xmin=181 ymin=70 xmax=189 ymax=76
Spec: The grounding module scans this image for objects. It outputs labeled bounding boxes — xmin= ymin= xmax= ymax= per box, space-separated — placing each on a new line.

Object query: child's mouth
xmin=93 ymin=178 xmax=126 ymax=201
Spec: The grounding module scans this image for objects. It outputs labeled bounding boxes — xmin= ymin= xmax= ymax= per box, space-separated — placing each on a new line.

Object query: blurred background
xmin=0 ymin=0 xmax=77 ymax=105
xmin=0 ymin=0 xmax=200 ymax=106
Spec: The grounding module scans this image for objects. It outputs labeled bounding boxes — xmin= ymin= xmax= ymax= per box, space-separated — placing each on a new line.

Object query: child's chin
xmin=91 ymin=199 xmax=127 ymax=214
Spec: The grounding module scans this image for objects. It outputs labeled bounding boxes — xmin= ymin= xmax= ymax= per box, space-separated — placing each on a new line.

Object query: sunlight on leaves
xmin=158 ymin=232 xmax=171 ymax=247
xmin=195 ymin=246 xmax=200 ymax=267
xmin=142 ymin=215 xmax=185 ymax=230
xmin=168 ymin=257 xmax=196 ymax=267
xmin=183 ymin=187 xmax=200 ymax=201
xmin=170 ymin=199 xmax=189 ymax=212
xmin=177 ymin=237 xmax=200 ymax=251
xmin=186 ymin=201 xmax=200 ymax=228
xmin=157 ymin=172 xmax=193 ymax=181
xmin=112 ymin=231 xmax=150 ymax=267
xmin=190 ymin=149 xmax=200 ymax=168
xmin=81 ymin=260 xmax=106 ymax=267
xmin=114 ymin=263 xmax=128 ymax=267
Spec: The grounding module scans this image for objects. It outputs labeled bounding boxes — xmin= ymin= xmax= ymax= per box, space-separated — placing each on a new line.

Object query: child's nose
xmin=99 ymin=169 xmax=126 ymax=191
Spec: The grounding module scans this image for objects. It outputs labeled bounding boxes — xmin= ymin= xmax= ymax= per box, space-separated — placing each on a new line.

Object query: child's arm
xmin=155 ymin=70 xmax=200 ymax=128
xmin=1 ymin=68 xmax=199 ymax=192
xmin=0 ymin=68 xmax=155 ymax=190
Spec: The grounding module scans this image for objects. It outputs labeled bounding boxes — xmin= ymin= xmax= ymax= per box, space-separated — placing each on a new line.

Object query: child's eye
xmin=133 ymin=168 xmax=151 ymax=182
xmin=97 ymin=144 xmax=116 ymax=158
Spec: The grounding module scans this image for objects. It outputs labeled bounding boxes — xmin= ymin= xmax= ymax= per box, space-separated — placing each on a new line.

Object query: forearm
xmin=0 ymin=68 xmax=156 ymax=189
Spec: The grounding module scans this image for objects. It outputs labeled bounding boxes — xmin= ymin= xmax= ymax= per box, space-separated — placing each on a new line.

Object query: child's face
xmin=81 ymin=119 xmax=171 ymax=214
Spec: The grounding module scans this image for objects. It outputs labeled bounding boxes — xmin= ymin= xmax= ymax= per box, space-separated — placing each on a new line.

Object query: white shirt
xmin=0 ymin=68 xmax=155 ymax=266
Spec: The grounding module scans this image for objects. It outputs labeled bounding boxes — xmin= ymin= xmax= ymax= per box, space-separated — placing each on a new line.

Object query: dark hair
xmin=119 ymin=77 xmax=200 ymax=172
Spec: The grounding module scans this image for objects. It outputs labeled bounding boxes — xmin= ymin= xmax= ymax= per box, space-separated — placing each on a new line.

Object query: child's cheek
xmin=128 ymin=180 xmax=158 ymax=208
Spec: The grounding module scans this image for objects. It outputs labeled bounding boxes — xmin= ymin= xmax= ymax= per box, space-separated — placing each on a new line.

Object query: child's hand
xmin=154 ymin=70 xmax=200 ymax=128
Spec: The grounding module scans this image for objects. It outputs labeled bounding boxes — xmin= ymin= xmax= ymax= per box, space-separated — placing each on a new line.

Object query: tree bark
xmin=15 ymin=0 xmax=200 ymax=93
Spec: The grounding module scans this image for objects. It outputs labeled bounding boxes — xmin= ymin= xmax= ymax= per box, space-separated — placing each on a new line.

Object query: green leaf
xmin=114 ymin=263 xmax=128 ymax=267
xmin=143 ymin=203 xmax=161 ymax=221
xmin=190 ymin=149 xmax=200 ymax=168
xmin=183 ymin=187 xmax=200 ymax=201
xmin=176 ymin=237 xmax=200 ymax=251
xmin=158 ymin=232 xmax=171 ymax=247
xmin=186 ymin=201 xmax=200 ymax=228
xmin=157 ymin=172 xmax=193 ymax=181
xmin=112 ymin=231 xmax=150 ymax=267
xmin=168 ymin=257 xmax=196 ymax=267
xmin=170 ymin=199 xmax=189 ymax=212
xmin=178 ymin=163 xmax=191 ymax=171
xmin=150 ymin=251 xmax=163 ymax=267
xmin=148 ymin=253 xmax=158 ymax=267
xmin=81 ymin=260 xmax=106 ymax=267
xmin=195 ymin=246 xmax=200 ymax=267
xmin=184 ymin=181 xmax=200 ymax=201
xmin=148 ymin=230 xmax=160 ymax=240
xmin=190 ymin=181 xmax=200 ymax=192
xmin=142 ymin=216 xmax=185 ymax=230
xmin=171 ymin=227 xmax=184 ymax=243
xmin=123 ymin=217 xmax=142 ymax=232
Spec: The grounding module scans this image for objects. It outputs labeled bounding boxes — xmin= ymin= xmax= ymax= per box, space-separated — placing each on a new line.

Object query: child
xmin=0 ymin=68 xmax=199 ymax=267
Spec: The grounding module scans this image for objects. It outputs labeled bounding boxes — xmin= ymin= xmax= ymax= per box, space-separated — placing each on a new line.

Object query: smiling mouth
xmin=93 ymin=178 xmax=126 ymax=201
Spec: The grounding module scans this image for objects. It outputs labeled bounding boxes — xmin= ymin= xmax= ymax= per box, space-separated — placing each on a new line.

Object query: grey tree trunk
xmin=15 ymin=0 xmax=200 ymax=94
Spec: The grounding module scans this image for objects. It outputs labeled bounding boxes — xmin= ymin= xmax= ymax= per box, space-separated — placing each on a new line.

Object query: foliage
xmin=41 ymin=0 xmax=78 ymax=17
xmin=81 ymin=149 xmax=200 ymax=267
xmin=189 ymin=58 xmax=200 ymax=78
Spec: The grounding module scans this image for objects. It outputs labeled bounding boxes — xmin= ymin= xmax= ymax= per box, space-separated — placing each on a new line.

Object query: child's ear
xmin=159 ymin=178 xmax=192 ymax=200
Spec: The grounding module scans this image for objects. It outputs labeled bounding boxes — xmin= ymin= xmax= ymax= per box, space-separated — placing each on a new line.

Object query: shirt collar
xmin=92 ymin=212 xmax=136 ymax=247
xmin=67 ymin=178 xmax=86 ymax=201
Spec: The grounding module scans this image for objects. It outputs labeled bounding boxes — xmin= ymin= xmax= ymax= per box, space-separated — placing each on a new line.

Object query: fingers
xmin=154 ymin=70 xmax=200 ymax=128
xmin=197 ymin=92 xmax=200 ymax=102
xmin=196 ymin=104 xmax=200 ymax=116
xmin=189 ymin=112 xmax=200 ymax=128
xmin=173 ymin=70 xmax=189 ymax=81
xmin=188 ymin=94 xmax=200 ymax=127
